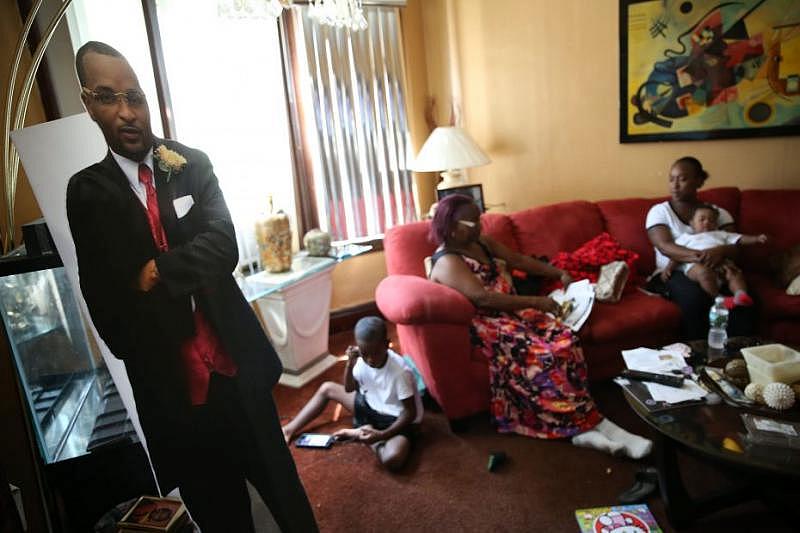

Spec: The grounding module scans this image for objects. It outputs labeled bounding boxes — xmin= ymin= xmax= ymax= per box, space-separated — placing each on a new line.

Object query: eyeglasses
xmin=82 ymin=87 xmax=147 ymax=107
xmin=457 ymin=219 xmax=477 ymax=228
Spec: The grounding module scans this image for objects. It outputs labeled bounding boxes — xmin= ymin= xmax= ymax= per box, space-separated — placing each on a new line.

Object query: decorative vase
xmin=303 ymin=228 xmax=331 ymax=257
xmin=255 ymin=196 xmax=292 ymax=273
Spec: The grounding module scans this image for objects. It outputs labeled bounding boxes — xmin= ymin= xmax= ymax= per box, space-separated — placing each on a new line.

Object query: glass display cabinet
xmin=0 ymin=257 xmax=136 ymax=463
xmin=0 ymin=251 xmax=155 ymax=532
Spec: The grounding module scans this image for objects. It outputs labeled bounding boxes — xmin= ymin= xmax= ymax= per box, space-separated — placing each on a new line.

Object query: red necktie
xmin=138 ymin=163 xmax=168 ymax=252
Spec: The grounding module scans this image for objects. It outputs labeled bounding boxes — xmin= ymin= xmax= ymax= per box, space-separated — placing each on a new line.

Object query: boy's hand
xmin=757 ymin=234 xmax=768 ymax=244
xmin=345 ymin=345 xmax=360 ymax=363
xmin=356 ymin=425 xmax=384 ymax=444
xmin=559 ymin=271 xmax=573 ymax=287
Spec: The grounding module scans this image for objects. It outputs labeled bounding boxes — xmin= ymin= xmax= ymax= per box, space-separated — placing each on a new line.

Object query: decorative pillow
xmin=550 ymin=232 xmax=640 ymax=285
xmin=788 ymin=275 xmax=800 ymax=296
xmin=595 ymin=261 xmax=629 ymax=303
xmin=769 ymin=244 xmax=800 ymax=293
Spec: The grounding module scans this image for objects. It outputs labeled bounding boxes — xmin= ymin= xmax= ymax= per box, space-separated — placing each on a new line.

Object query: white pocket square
xmin=173 ymin=195 xmax=194 ymax=218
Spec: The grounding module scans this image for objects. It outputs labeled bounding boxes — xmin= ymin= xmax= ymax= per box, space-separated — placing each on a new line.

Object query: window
xmin=67 ymin=0 xmax=295 ymax=268
xmin=283 ymin=5 xmax=416 ymax=242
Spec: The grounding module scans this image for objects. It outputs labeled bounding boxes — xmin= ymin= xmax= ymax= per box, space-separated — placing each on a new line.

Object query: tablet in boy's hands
xmin=295 ymin=433 xmax=335 ymax=449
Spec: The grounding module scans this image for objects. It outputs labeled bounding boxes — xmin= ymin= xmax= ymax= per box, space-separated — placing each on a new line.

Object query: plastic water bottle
xmin=707 ymin=296 xmax=729 ymax=358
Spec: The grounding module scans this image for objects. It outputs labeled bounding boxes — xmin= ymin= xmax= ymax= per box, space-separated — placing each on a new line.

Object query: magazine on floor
xmin=574 ymin=503 xmax=662 ymax=533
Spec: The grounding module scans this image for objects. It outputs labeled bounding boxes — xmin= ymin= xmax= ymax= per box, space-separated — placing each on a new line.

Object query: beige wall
xmin=417 ymin=0 xmax=800 ymax=215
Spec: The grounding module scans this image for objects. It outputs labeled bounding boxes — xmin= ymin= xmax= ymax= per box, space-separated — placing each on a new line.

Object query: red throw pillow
xmin=549 ymin=232 xmax=640 ymax=289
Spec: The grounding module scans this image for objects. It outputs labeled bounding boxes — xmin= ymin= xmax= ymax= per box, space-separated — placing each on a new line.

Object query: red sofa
xmin=376 ymin=187 xmax=800 ymax=422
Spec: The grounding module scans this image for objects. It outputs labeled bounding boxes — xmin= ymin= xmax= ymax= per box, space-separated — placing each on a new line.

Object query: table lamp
xmin=410 ymin=126 xmax=490 ymax=190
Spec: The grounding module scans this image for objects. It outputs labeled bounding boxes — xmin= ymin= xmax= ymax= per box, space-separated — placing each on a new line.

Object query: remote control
xmin=620 ymin=369 xmax=685 ymax=388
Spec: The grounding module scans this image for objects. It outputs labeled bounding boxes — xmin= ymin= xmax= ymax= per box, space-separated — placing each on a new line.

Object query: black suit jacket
xmin=66 ymin=139 xmax=282 ymax=490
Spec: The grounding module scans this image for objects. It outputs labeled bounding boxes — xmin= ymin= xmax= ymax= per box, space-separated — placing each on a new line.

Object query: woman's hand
xmin=698 ymin=246 xmax=728 ymax=268
xmin=559 ymin=271 xmax=573 ymax=287
xmin=527 ymin=296 xmax=560 ymax=315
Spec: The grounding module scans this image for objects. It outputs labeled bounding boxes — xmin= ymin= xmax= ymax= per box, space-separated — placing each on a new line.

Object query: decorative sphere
xmin=744 ymin=383 xmax=764 ymax=403
xmin=303 ymin=229 xmax=331 ymax=257
xmin=724 ymin=359 xmax=749 ymax=380
xmin=762 ymin=382 xmax=796 ymax=410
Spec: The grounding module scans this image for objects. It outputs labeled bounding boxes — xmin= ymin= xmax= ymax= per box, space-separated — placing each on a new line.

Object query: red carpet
xmin=272 ymin=331 xmax=792 ymax=532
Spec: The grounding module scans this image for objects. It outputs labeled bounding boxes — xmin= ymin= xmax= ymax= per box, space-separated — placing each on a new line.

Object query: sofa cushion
xmin=749 ymin=274 xmax=800 ymax=320
xmin=697 ymin=187 xmax=740 ymax=222
xmin=596 ymin=197 xmax=658 ymax=276
xmin=481 ymin=213 xmax=518 ymax=252
xmin=384 ymin=221 xmax=436 ymax=277
xmin=579 ymin=290 xmax=681 ymax=345
xmin=738 ymin=189 xmax=800 ymax=274
xmin=508 ymin=201 xmax=604 ymax=258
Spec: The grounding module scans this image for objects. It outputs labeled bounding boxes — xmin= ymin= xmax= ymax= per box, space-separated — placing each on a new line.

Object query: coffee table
xmin=623 ymin=339 xmax=800 ymax=528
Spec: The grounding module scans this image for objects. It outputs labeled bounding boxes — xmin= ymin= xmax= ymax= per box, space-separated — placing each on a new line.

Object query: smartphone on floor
xmin=295 ymin=433 xmax=335 ymax=449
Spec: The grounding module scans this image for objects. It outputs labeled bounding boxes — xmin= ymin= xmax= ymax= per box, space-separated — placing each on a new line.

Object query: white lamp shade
xmin=410 ymin=126 xmax=490 ymax=172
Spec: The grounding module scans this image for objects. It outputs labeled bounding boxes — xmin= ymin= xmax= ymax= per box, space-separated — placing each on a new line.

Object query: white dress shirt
xmin=110 ymin=149 xmax=155 ymax=208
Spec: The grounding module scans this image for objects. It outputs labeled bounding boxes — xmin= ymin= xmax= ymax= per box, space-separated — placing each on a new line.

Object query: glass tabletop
xmin=237 ymin=244 xmax=372 ymax=302
xmin=625 ymin=338 xmax=800 ymax=478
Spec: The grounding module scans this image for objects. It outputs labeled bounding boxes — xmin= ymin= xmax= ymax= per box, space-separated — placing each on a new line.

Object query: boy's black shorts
xmin=353 ymin=391 xmax=419 ymax=440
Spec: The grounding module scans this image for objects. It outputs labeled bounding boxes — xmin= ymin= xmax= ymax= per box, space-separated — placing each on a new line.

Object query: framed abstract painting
xmin=620 ymin=0 xmax=800 ymax=142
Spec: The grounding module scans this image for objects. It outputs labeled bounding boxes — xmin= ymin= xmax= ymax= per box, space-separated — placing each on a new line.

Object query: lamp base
xmin=437 ymin=169 xmax=468 ymax=190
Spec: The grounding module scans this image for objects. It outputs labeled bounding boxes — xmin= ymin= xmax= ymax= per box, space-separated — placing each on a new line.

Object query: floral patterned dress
xmin=462 ymin=254 xmax=602 ymax=439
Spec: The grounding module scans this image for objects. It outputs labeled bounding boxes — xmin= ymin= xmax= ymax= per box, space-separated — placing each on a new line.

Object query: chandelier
xmin=217 ymin=0 xmax=293 ymax=19
xmin=309 ymin=0 xmax=368 ymax=31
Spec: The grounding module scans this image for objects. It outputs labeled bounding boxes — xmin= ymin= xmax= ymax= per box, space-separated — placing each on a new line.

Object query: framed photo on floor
xmin=437 ymin=184 xmax=485 ymax=212
xmin=620 ymin=0 xmax=800 ymax=143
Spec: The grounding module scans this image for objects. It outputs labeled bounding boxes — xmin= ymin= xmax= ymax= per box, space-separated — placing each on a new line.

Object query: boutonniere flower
xmin=154 ymin=145 xmax=187 ymax=182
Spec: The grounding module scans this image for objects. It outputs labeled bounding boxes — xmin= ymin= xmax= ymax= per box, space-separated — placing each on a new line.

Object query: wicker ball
xmin=762 ymin=382 xmax=796 ymax=410
xmin=744 ymin=383 xmax=764 ymax=403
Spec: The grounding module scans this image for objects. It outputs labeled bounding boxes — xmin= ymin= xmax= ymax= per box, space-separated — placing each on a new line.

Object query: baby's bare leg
xmin=371 ymin=435 xmax=412 ymax=472
xmin=685 ymin=264 xmax=719 ymax=297
xmin=722 ymin=262 xmax=747 ymax=293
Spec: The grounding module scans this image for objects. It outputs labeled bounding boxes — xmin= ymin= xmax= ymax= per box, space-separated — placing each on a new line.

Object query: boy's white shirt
xmin=352 ymin=349 xmax=423 ymax=424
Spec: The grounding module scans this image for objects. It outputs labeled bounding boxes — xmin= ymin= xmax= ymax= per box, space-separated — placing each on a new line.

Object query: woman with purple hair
xmin=428 ymin=194 xmax=652 ymax=458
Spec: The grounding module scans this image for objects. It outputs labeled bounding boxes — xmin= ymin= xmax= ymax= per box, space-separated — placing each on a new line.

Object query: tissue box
xmin=741 ymin=344 xmax=800 ymax=385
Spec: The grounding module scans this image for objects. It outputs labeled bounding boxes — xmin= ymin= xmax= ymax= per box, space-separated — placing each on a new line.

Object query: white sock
xmin=596 ymin=418 xmax=653 ymax=459
xmin=571 ymin=429 xmax=625 ymax=456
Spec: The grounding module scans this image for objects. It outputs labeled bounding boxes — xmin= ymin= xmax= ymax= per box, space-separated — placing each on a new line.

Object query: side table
xmin=238 ymin=246 xmax=371 ymax=388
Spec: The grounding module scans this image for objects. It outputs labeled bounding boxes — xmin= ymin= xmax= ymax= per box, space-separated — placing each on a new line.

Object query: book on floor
xmin=574 ymin=503 xmax=662 ymax=533
xmin=117 ymin=496 xmax=188 ymax=532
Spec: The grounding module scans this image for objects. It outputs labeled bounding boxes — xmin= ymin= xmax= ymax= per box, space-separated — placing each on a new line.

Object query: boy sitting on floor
xmin=282 ymin=316 xmax=422 ymax=471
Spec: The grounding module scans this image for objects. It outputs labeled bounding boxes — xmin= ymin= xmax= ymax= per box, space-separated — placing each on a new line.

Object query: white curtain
xmin=285 ymin=5 xmax=416 ymax=241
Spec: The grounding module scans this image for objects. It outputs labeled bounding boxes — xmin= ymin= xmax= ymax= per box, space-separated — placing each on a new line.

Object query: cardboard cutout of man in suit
xmin=66 ymin=41 xmax=318 ymax=532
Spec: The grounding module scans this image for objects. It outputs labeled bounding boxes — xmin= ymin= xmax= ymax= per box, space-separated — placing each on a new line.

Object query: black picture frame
xmin=437 ymin=184 xmax=485 ymax=212
xmin=620 ymin=0 xmax=800 ymax=143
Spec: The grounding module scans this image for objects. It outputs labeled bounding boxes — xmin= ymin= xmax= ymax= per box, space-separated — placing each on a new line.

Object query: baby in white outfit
xmin=662 ymin=204 xmax=767 ymax=307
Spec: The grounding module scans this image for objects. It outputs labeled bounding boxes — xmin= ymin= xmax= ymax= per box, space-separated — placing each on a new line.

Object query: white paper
xmin=621 ymin=347 xmax=686 ymax=374
xmin=622 ymin=347 xmax=707 ymax=403
xmin=644 ymin=379 xmax=708 ymax=403
xmin=549 ymin=279 xmax=594 ymax=331
xmin=173 ymin=195 xmax=194 ymax=218
xmin=11 ymin=114 xmax=152 ymax=479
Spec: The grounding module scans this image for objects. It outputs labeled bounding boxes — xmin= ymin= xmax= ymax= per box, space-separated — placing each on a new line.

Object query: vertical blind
xmin=285 ymin=6 xmax=416 ymax=241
